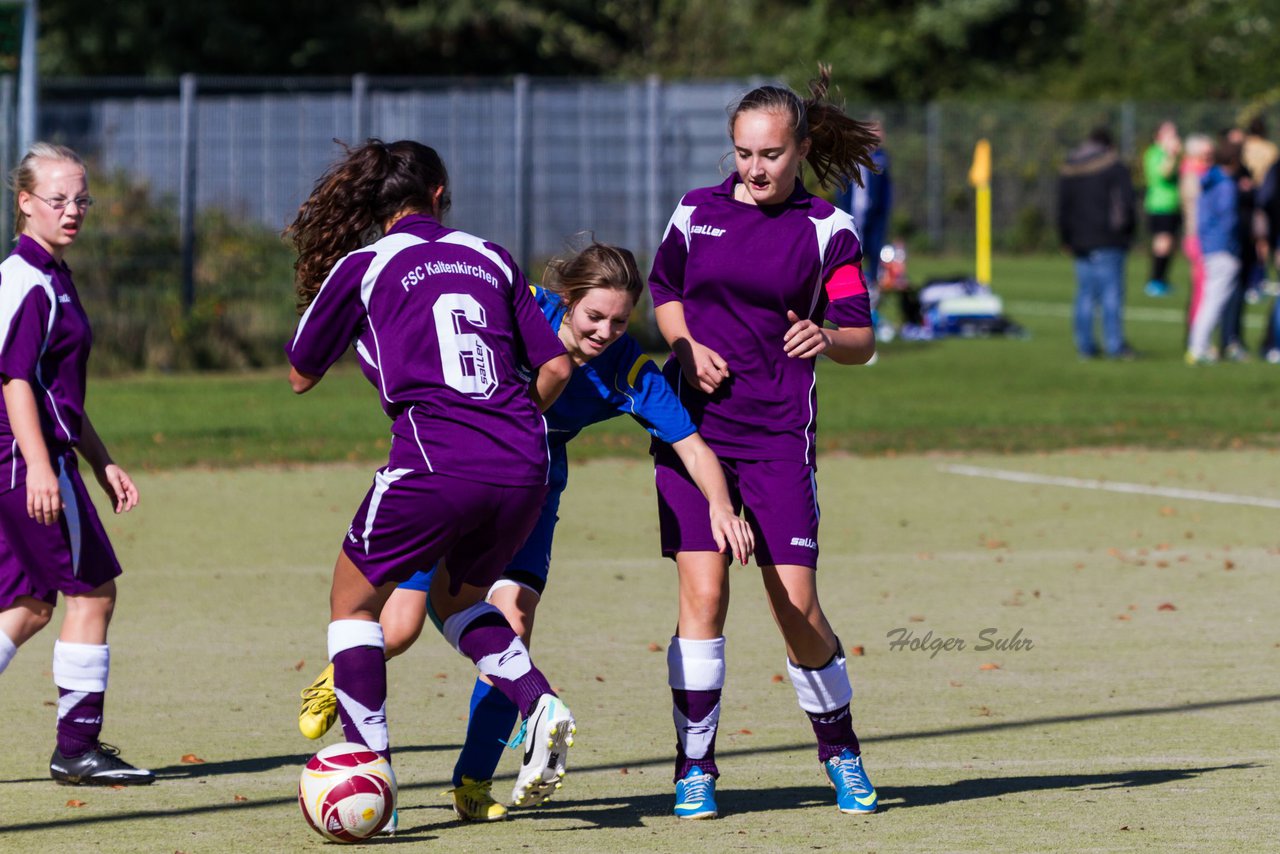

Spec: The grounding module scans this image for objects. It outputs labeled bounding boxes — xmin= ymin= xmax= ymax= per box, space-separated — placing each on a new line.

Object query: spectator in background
xmin=1219 ymin=126 xmax=1263 ymax=360
xmin=1142 ymin=121 xmax=1182 ymax=297
xmin=1058 ymin=126 xmax=1136 ymax=360
xmin=835 ymin=120 xmax=892 ymax=285
xmin=1241 ymin=117 xmax=1278 ymax=203
xmin=1179 ymin=134 xmax=1214 ymax=336
xmin=1187 ymin=140 xmax=1241 ymax=364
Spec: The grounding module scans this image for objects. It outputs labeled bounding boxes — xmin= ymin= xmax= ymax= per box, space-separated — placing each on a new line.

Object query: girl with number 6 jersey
xmin=648 ymin=66 xmax=881 ymax=818
xmin=285 ymin=139 xmax=576 ymax=817
xmin=297 ymin=240 xmax=754 ymax=821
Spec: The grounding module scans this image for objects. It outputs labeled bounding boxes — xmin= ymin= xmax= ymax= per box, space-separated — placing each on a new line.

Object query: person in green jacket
xmin=1143 ymin=121 xmax=1183 ymax=297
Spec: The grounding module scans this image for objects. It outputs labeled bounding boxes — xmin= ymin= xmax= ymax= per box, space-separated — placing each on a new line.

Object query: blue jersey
xmin=400 ymin=286 xmax=697 ymax=594
xmin=533 ymin=285 xmax=696 ymax=492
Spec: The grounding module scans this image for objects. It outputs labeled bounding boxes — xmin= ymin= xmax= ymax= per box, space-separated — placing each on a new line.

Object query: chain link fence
xmin=0 ymin=74 xmax=1258 ymax=369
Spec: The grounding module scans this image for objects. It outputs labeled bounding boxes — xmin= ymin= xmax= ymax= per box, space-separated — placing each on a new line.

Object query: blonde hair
xmin=9 ymin=142 xmax=87 ymax=237
xmin=541 ymin=242 xmax=643 ymax=310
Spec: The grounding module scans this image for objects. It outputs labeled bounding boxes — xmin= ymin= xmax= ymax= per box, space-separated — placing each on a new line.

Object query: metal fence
xmin=0 ymin=74 xmax=1260 ymax=368
xmin=16 ymin=76 xmax=1256 ymax=261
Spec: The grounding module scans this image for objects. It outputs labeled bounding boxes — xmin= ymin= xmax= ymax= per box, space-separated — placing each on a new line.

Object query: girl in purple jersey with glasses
xmin=0 ymin=143 xmax=152 ymax=786
xmin=285 ymin=139 xmax=577 ymax=821
xmin=648 ymin=66 xmax=880 ymax=818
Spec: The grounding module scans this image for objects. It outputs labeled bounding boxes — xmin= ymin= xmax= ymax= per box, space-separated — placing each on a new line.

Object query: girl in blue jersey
xmin=298 ymin=241 xmax=752 ymax=820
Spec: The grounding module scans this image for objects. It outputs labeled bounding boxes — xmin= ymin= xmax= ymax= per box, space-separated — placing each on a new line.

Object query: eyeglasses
xmin=29 ymin=193 xmax=95 ymax=212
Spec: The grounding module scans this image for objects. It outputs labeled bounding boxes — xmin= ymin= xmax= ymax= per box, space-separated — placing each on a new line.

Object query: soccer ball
xmin=298 ymin=743 xmax=397 ymax=843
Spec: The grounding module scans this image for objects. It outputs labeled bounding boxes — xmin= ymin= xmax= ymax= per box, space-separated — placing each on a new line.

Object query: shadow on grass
xmin=2 ymin=691 xmax=1275 ymax=834
xmin=874 ymin=764 xmax=1263 ymax=812
xmin=0 ymin=740 xmax=463 ymax=786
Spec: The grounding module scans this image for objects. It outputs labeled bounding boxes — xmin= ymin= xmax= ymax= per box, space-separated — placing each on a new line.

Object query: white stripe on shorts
xmin=56 ymin=457 xmax=82 ymax=577
xmin=361 ymin=467 xmax=413 ymax=555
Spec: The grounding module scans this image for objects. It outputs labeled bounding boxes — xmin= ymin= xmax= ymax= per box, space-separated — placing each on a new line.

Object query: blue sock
xmin=452 ymin=679 xmax=519 ymax=786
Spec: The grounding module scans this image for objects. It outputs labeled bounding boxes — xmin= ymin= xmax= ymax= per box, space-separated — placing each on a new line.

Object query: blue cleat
xmin=673 ymin=766 xmax=718 ymax=819
xmin=1144 ymin=280 xmax=1170 ymax=298
xmin=825 ymin=749 xmax=877 ymax=814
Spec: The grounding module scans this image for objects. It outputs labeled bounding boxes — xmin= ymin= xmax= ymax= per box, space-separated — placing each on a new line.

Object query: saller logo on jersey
xmin=790 ymin=537 xmax=817 ymax=549
xmin=689 ymin=224 xmax=726 ymax=237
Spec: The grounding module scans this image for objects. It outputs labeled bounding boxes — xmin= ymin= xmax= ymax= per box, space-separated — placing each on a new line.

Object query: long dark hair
xmin=286 ymin=139 xmax=451 ymax=310
xmin=728 ymin=64 xmax=880 ymax=190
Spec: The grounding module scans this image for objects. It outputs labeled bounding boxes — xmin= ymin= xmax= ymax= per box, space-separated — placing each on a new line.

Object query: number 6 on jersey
xmin=433 ymin=293 xmax=497 ymax=398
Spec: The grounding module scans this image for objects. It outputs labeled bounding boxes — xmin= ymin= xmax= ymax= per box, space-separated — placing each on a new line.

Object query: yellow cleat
xmin=444 ymin=777 xmax=509 ymax=821
xmin=298 ymin=662 xmax=338 ymax=740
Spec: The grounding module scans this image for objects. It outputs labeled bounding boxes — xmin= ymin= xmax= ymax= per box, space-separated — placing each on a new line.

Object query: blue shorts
xmin=398 ymin=485 xmax=562 ymax=597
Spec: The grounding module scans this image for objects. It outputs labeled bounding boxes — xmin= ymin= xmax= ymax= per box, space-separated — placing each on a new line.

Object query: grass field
xmin=1 ymin=253 xmax=1278 ymax=851
xmin=1 ymin=452 xmax=1277 ymax=852
xmin=89 ymin=254 xmax=1280 ymax=469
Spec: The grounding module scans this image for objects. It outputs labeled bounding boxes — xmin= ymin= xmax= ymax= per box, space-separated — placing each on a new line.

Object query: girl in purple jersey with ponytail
xmin=0 ymin=143 xmax=152 ymax=786
xmin=648 ymin=66 xmax=880 ymax=818
xmin=285 ymin=140 xmax=577 ymax=827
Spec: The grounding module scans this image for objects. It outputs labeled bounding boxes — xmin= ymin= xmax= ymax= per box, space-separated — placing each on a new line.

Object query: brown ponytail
xmin=729 ymin=64 xmax=880 ymax=190
xmin=286 ymin=139 xmax=450 ymax=311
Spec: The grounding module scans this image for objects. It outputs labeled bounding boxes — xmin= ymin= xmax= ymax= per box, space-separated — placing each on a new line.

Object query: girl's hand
xmin=783 ymin=310 xmax=831 ymax=359
xmin=679 ymin=339 xmax=730 ymax=393
xmin=26 ymin=465 xmax=62 ymax=525
xmin=710 ymin=504 xmax=754 ymax=566
xmin=96 ymin=463 xmax=139 ymax=514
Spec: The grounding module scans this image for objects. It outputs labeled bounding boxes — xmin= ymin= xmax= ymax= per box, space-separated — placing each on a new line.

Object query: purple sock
xmin=332 ymin=645 xmax=389 ymax=760
xmin=673 ymin=688 xmax=721 ymax=780
xmin=455 ymin=611 xmax=552 ymax=718
xmin=56 ymin=688 xmax=104 ymax=757
xmin=807 ymin=703 xmax=860 ymax=763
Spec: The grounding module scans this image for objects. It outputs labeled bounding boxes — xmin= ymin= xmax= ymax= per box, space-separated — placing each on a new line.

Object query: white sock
xmin=52 ymin=641 xmax=110 ymax=692
xmin=787 ymin=646 xmax=852 ymax=714
xmin=0 ymin=629 xmax=17 ymax=674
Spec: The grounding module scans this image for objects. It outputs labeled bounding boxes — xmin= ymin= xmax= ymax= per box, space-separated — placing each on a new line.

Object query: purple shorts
xmin=342 ymin=467 xmax=547 ymax=595
xmin=0 ymin=453 xmax=123 ymax=610
xmin=654 ymin=445 xmax=820 ymax=568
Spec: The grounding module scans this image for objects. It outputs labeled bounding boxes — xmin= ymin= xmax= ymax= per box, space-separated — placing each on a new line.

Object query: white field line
xmin=938 ymin=463 xmax=1280 ymax=510
xmin=1006 ymin=299 xmax=1265 ymax=328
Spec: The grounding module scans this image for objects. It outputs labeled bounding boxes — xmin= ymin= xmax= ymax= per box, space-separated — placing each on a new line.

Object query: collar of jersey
xmin=713 ymin=174 xmax=811 ymax=208
xmin=15 ymin=234 xmax=70 ymax=273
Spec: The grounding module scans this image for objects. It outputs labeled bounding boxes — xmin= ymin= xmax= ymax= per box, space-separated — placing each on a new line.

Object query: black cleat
xmin=50 ymin=743 xmax=156 ymax=786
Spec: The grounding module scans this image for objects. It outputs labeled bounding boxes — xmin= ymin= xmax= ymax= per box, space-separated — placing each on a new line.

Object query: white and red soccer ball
xmin=299 ymin=743 xmax=397 ymax=843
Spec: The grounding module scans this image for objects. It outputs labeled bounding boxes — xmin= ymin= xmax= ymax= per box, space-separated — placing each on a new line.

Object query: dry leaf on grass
xmin=180 ymin=754 xmax=205 ymax=764
xmin=1157 ymin=602 xmax=1177 ymax=611
xmin=66 ymin=799 xmax=86 ymax=807
xmin=979 ymin=663 xmax=1000 ymax=671
xmin=771 ymin=674 xmax=784 ymax=683
xmin=647 ymin=642 xmax=662 ymax=652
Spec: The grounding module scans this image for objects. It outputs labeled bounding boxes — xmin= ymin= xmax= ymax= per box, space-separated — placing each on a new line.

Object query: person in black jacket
xmin=1058 ymin=127 xmax=1137 ymax=359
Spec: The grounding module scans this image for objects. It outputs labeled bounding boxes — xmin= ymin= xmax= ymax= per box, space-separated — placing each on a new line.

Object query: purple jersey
xmin=287 ymin=214 xmax=566 ymax=486
xmin=648 ymin=175 xmax=871 ymax=465
xmin=0 ymin=236 xmax=92 ymax=491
